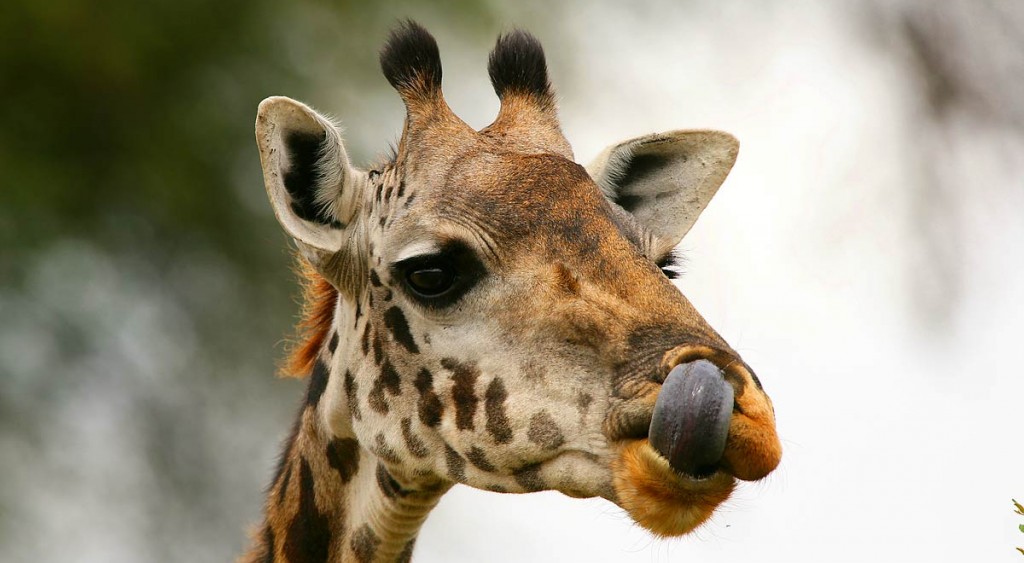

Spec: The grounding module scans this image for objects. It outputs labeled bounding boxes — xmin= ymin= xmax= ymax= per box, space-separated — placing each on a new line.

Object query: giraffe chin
xmin=612 ymin=439 xmax=735 ymax=537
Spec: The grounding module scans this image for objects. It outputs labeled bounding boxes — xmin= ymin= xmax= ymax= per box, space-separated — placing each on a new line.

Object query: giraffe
xmin=241 ymin=21 xmax=781 ymax=562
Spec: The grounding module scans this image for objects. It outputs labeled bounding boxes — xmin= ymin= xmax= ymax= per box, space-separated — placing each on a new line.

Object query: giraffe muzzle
xmin=648 ymin=360 xmax=734 ymax=478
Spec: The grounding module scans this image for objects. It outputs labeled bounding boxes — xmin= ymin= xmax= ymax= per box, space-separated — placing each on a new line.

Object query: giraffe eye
xmin=393 ymin=241 xmax=486 ymax=309
xmin=405 ymin=265 xmax=455 ymax=297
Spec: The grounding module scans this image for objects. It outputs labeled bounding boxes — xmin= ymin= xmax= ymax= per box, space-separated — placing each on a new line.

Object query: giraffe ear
xmin=587 ymin=130 xmax=738 ymax=254
xmin=255 ymin=96 xmax=366 ymax=255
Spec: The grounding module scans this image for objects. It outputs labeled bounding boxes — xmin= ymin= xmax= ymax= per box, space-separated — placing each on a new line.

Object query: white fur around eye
xmin=393 ymin=241 xmax=444 ymax=264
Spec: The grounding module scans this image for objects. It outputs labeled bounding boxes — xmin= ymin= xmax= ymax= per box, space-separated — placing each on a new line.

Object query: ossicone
xmin=488 ymin=29 xmax=554 ymax=109
xmin=379 ymin=20 xmax=443 ymax=103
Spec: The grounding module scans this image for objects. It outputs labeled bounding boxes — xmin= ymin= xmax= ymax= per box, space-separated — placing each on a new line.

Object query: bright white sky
xmin=407 ymin=2 xmax=1024 ymax=561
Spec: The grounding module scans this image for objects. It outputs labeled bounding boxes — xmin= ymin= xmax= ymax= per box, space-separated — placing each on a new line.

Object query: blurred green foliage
xmin=0 ymin=1 xmax=497 ymax=559
xmin=0 ymin=0 xmax=498 ymax=271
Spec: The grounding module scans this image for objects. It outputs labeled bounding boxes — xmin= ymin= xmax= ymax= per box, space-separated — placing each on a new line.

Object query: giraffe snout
xmin=608 ymin=345 xmax=781 ymax=536
xmin=648 ymin=360 xmax=733 ymax=478
xmin=653 ymin=345 xmax=782 ymax=483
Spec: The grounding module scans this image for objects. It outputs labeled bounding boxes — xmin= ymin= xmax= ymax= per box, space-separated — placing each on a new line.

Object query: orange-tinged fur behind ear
xmin=281 ymin=255 xmax=338 ymax=378
xmin=613 ymin=440 xmax=735 ymax=537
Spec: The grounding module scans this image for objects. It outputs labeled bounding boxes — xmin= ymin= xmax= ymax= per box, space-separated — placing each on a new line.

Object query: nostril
xmin=648 ymin=360 xmax=734 ymax=477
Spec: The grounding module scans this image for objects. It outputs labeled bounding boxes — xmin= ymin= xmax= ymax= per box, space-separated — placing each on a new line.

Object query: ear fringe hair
xmin=594 ymin=140 xmax=638 ymax=199
xmin=309 ymin=111 xmax=352 ymax=226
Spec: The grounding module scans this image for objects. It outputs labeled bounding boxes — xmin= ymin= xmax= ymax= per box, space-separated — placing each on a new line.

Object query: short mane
xmin=282 ymin=255 xmax=338 ymax=378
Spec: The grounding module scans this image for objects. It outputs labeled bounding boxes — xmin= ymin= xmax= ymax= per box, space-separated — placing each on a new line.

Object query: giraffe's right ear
xmin=587 ymin=131 xmax=738 ymax=257
xmin=255 ymin=96 xmax=366 ymax=256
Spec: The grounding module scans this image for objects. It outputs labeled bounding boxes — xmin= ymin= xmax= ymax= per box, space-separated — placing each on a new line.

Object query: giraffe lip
xmin=612 ymin=439 xmax=736 ymax=537
xmin=648 ymin=360 xmax=734 ymax=478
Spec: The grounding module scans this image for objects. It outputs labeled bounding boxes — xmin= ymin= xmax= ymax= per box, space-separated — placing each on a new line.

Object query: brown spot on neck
xmin=283 ymin=459 xmax=332 ymax=562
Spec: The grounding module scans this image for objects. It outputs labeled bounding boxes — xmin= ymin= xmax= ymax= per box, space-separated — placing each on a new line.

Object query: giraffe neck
xmin=243 ymin=310 xmax=449 ymax=562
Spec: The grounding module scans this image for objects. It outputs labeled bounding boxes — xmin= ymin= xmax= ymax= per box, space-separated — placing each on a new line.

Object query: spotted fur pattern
xmin=242 ymin=21 xmax=782 ymax=562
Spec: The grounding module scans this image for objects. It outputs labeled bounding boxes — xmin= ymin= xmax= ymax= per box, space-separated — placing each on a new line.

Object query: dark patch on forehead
xmin=350 ymin=523 xmax=381 ymax=563
xmin=384 ymin=306 xmax=420 ymax=354
xmin=414 ymin=368 xmax=444 ymax=427
xmin=328 ymin=331 xmax=339 ymax=354
xmin=443 ymin=358 xmax=480 ymax=431
xmin=306 ymin=359 xmax=329 ymax=407
xmin=444 ymin=442 xmax=467 ymax=482
xmin=513 ymin=463 xmax=545 ymax=492
xmin=466 ymin=446 xmax=497 ymax=472
xmin=484 ymin=378 xmax=513 ymax=444
xmin=326 ymin=437 xmax=360 ymax=484
xmin=284 ymin=459 xmax=331 ymax=563
xmin=353 ymin=301 xmax=362 ymax=329
xmin=527 ymin=410 xmax=565 ymax=450
xmin=439 ymin=156 xmax=614 ymax=263
xmin=400 ymin=417 xmax=429 ymax=458
xmin=369 ymin=269 xmax=382 ymax=287
xmin=377 ymin=463 xmax=408 ymax=499
xmin=344 ymin=370 xmax=362 ymax=421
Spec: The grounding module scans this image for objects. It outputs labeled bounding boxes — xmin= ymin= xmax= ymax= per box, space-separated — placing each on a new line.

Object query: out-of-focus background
xmin=3 ymin=1 xmax=1022 ymax=561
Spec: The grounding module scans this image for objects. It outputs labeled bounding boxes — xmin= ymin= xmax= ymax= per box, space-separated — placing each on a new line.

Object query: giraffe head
xmin=255 ymin=22 xmax=781 ymax=537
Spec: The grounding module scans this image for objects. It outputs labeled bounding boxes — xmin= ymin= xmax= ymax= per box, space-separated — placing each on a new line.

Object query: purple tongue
xmin=648 ymin=360 xmax=734 ymax=477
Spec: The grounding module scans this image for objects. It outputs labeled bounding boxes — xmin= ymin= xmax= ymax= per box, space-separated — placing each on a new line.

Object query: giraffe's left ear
xmin=255 ymin=96 xmax=366 ymax=260
xmin=587 ymin=130 xmax=738 ymax=255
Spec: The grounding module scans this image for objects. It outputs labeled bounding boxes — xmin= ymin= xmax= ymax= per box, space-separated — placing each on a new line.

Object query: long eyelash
xmin=655 ymin=249 xmax=686 ymax=279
